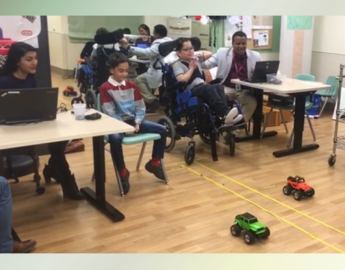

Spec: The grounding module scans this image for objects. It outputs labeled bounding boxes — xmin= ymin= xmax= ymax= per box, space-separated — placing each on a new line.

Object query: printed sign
xmin=0 ymin=16 xmax=41 ymax=48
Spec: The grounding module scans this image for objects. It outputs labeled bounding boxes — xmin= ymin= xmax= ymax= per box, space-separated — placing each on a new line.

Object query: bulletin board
xmin=224 ymin=16 xmax=274 ymax=50
xmin=247 ymin=29 xmax=273 ymax=50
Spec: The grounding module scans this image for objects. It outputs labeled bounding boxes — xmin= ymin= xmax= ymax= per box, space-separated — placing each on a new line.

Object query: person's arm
xmin=172 ymin=61 xmax=197 ymax=83
xmin=124 ymin=40 xmax=160 ymax=58
xmin=195 ymin=50 xmax=212 ymax=63
xmin=99 ymin=85 xmax=122 ymax=121
xmin=132 ymin=82 xmax=145 ymax=124
xmin=200 ymin=49 xmax=219 ymax=69
xmin=257 ymin=52 xmax=263 ymax=61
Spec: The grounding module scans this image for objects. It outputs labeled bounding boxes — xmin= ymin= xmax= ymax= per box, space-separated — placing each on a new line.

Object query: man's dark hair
xmin=153 ymin=24 xmax=167 ymax=38
xmin=232 ymin=31 xmax=247 ymax=42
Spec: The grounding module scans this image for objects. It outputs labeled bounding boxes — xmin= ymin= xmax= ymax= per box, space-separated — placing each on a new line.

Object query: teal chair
xmin=315 ymin=76 xmax=338 ymax=118
xmin=91 ymin=94 xmax=169 ymax=196
xmin=261 ymin=73 xmax=316 ymax=148
xmin=287 ymin=73 xmax=316 ymax=148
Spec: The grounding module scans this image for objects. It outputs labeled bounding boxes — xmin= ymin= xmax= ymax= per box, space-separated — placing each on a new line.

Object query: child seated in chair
xmin=171 ymin=38 xmax=243 ymax=126
xmin=99 ymin=52 xmax=167 ymax=195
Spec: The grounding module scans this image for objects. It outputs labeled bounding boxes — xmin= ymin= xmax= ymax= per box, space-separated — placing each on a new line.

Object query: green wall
xmin=67 ymin=16 xmax=144 ymax=43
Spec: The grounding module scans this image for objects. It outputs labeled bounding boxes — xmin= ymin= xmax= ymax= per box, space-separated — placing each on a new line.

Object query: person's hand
xmin=134 ymin=123 xmax=140 ymax=132
xmin=119 ymin=38 xmax=129 ymax=49
xmin=191 ymin=55 xmax=198 ymax=62
xmin=189 ymin=59 xmax=198 ymax=70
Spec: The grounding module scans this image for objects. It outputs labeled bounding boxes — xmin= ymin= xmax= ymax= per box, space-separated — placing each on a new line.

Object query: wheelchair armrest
xmin=166 ymin=81 xmax=187 ymax=93
xmin=209 ymin=78 xmax=222 ymax=85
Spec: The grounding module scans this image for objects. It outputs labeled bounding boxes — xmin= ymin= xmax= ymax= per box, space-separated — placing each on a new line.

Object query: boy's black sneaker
xmin=145 ymin=160 xmax=166 ymax=181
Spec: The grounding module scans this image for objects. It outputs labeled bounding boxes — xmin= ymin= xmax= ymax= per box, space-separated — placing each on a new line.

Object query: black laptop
xmin=247 ymin=60 xmax=280 ymax=83
xmin=0 ymin=87 xmax=58 ymax=125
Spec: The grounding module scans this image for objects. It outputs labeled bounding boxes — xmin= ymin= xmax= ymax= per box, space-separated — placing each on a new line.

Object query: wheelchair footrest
xmin=218 ymin=122 xmax=246 ymax=133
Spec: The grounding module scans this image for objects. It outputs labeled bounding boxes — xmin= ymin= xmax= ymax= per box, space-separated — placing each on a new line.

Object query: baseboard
xmin=51 ymin=65 xmax=74 ymax=78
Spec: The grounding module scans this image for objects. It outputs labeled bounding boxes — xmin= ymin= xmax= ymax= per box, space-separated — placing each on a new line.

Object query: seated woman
xmin=0 ymin=42 xmax=83 ymax=200
xmin=171 ymin=38 xmax=243 ymax=126
xmin=135 ymin=24 xmax=154 ymax=47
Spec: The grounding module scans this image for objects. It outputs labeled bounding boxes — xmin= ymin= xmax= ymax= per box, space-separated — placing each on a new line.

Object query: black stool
xmin=2 ymin=147 xmax=44 ymax=195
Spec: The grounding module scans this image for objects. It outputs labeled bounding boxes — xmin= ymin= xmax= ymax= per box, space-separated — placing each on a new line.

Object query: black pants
xmin=191 ymin=83 xmax=229 ymax=117
xmin=47 ymin=141 xmax=71 ymax=177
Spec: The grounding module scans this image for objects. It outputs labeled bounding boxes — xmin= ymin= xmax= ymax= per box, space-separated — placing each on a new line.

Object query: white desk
xmin=232 ymin=78 xmax=330 ymax=94
xmin=232 ymin=78 xmax=330 ymax=158
xmin=0 ymin=109 xmax=134 ymax=222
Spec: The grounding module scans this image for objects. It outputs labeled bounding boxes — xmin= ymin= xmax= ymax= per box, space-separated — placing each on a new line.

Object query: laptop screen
xmin=136 ymin=43 xmax=148 ymax=49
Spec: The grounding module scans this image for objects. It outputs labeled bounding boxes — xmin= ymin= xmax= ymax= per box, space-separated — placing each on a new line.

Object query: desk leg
xmin=273 ymin=94 xmax=319 ymax=158
xmin=236 ymin=89 xmax=277 ymax=142
xmin=80 ymin=136 xmax=125 ymax=222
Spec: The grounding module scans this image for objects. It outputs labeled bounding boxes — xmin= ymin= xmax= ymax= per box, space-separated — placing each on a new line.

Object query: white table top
xmin=0 ymin=109 xmax=134 ymax=150
xmin=232 ymin=78 xmax=331 ymax=94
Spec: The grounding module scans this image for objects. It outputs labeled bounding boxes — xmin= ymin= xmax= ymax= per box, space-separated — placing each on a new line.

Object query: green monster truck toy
xmin=230 ymin=212 xmax=270 ymax=245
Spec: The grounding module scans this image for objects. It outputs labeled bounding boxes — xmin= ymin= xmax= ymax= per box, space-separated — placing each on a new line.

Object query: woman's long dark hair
xmin=1 ymin=42 xmax=37 ymax=76
xmin=138 ymin=24 xmax=150 ymax=36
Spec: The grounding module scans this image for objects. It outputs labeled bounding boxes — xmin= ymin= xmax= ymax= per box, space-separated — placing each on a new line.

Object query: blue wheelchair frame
xmin=156 ymin=61 xmax=246 ymax=165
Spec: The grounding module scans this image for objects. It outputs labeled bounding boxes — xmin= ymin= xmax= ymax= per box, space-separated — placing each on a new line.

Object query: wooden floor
xmin=10 ymin=72 xmax=345 ymax=253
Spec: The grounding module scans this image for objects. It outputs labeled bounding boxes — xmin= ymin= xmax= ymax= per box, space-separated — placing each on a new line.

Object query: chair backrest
xmin=323 ymin=75 xmax=338 ymax=95
xmin=80 ymin=41 xmax=95 ymax=59
xmin=96 ymin=94 xmax=102 ymax=112
xmin=295 ymin=73 xmax=315 ymax=82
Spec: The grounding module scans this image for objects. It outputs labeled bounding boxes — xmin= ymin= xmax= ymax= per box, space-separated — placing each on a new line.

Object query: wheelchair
xmin=153 ymin=38 xmax=246 ymax=165
xmin=80 ymin=29 xmax=146 ymax=109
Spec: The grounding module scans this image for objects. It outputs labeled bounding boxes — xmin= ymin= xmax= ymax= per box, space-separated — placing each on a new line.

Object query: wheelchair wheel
xmin=184 ymin=144 xmax=195 ymax=165
xmin=157 ymin=116 xmax=176 ymax=152
xmin=85 ymin=89 xmax=97 ymax=109
xmin=229 ymin=136 xmax=235 ymax=157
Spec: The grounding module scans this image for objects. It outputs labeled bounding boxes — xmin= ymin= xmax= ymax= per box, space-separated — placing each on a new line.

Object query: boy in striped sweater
xmin=100 ymin=53 xmax=167 ymax=195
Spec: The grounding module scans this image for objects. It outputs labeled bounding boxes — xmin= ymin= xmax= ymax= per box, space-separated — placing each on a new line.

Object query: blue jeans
xmin=0 ymin=177 xmax=13 ymax=253
xmin=108 ymin=120 xmax=167 ymax=171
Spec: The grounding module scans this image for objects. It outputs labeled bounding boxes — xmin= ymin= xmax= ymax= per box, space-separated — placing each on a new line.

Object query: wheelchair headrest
xmin=164 ymin=50 xmax=205 ymax=65
xmin=158 ymin=40 xmax=177 ymax=57
xmin=158 ymin=37 xmax=202 ymax=57
xmin=94 ymin=29 xmax=124 ymax=45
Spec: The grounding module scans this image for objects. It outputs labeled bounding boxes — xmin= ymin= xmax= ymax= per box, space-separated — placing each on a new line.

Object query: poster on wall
xmin=224 ymin=16 xmax=252 ymax=47
xmin=252 ymin=16 xmax=273 ymax=29
xmin=253 ymin=30 xmax=269 ymax=47
xmin=0 ymin=16 xmax=41 ymax=68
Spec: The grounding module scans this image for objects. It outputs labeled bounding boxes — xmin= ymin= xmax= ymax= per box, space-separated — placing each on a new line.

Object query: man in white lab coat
xmin=201 ymin=31 xmax=262 ymax=123
xmin=119 ymin=25 xmax=172 ymax=113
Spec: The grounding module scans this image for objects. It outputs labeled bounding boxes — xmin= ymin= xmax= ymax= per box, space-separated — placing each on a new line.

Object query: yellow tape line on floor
xmin=180 ymin=164 xmax=345 ymax=253
xmin=194 ymin=160 xmax=345 ymax=238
